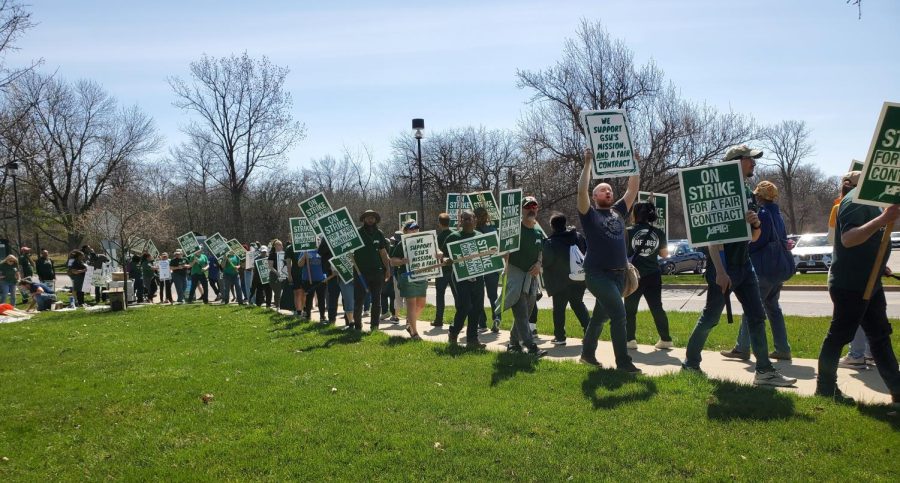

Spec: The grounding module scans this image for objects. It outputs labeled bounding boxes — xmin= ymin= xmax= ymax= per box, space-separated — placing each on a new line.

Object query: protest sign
xmin=678 ymin=161 xmax=750 ymax=247
xmin=298 ymin=193 xmax=333 ymax=235
xmin=276 ymin=251 xmax=287 ymax=280
xmin=290 ymin=217 xmax=317 ymax=251
xmin=144 ymin=240 xmax=159 ymax=259
xmin=226 ymin=239 xmax=246 ymax=261
xmin=850 ymin=159 xmax=864 ymax=172
xmin=402 ymin=230 xmax=441 ymax=282
xmin=204 ymin=232 xmax=231 ymax=259
xmin=580 ymin=109 xmax=639 ymax=179
xmin=245 ymin=248 xmax=256 ymax=270
xmin=316 ymin=207 xmax=364 ymax=257
xmin=446 ymin=231 xmax=505 ymax=282
xmin=445 ymin=193 xmax=472 ymax=228
xmin=855 ymin=102 xmax=900 ymax=207
xmin=498 ymin=188 xmax=522 ymax=254
xmin=638 ymin=191 xmax=669 ymax=238
xmin=254 ymin=257 xmax=271 ymax=285
xmin=157 ymin=259 xmax=171 ymax=281
xmin=329 ymin=253 xmax=356 ymax=284
xmin=178 ymin=231 xmax=201 ymax=254
xmin=84 ymin=266 xmax=96 ymax=292
xmin=466 ymin=191 xmax=501 ymax=222
xmin=91 ymin=264 xmax=107 ymax=287
xmin=398 ymin=211 xmax=418 ymax=230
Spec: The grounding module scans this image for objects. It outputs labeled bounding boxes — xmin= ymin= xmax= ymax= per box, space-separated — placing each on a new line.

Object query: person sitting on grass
xmin=18 ymin=279 xmax=57 ymax=312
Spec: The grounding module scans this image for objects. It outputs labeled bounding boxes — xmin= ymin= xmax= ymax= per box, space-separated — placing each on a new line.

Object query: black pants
xmin=381 ymin=278 xmax=396 ymax=316
xmin=158 ymin=279 xmax=173 ymax=302
xmin=189 ymin=273 xmax=208 ymax=303
xmin=254 ymin=281 xmax=272 ymax=307
xmin=434 ymin=271 xmax=456 ymax=325
xmin=817 ymin=287 xmax=899 ymax=397
xmin=551 ymin=282 xmax=591 ymax=340
xmin=474 ymin=272 xmax=499 ymax=328
xmin=450 ymin=277 xmax=485 ymax=342
xmin=304 ymin=282 xmax=327 ymax=320
xmin=624 ymin=272 xmax=671 ymax=341
xmin=72 ymin=275 xmax=86 ymax=305
xmin=209 ymin=277 xmax=220 ymax=297
xmin=354 ymin=272 xmax=384 ymax=328
xmin=326 ymin=277 xmax=341 ymax=322
xmin=132 ymin=276 xmax=144 ymax=303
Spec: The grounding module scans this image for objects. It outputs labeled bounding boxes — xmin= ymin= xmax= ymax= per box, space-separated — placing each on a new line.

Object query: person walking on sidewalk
xmin=624 ymin=201 xmax=673 ymax=350
xmin=681 ymin=145 xmax=796 ymax=387
xmin=390 ymin=220 xmax=430 ymax=340
xmin=474 ymin=207 xmax=501 ymax=333
xmin=815 ymin=186 xmax=900 ymax=407
xmin=541 ymin=213 xmax=590 ymax=347
xmin=721 ymin=181 xmax=794 ymax=361
xmin=352 ymin=210 xmax=392 ymax=331
xmin=575 ymin=149 xmax=641 ymax=373
xmin=432 ymin=213 xmax=455 ymax=329
xmin=444 ymin=210 xmax=488 ymax=349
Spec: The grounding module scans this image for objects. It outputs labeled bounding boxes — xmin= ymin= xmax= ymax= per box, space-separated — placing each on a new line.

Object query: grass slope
xmin=0 ymin=306 xmax=897 ymax=481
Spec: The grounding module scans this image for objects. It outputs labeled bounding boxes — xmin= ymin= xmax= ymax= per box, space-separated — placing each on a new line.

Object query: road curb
xmin=662 ymin=284 xmax=900 ymax=292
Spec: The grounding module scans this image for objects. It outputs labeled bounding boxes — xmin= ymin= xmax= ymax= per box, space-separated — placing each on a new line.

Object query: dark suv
xmin=659 ymin=240 xmax=706 ymax=275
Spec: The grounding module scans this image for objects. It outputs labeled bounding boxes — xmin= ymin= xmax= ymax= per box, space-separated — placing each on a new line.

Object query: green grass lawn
xmin=0 ymin=305 xmax=897 ymax=481
xmin=663 ymin=272 xmax=900 ymax=286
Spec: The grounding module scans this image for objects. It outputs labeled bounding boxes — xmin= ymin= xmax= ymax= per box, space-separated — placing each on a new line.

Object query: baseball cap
xmin=842 ymin=170 xmax=861 ymax=187
xmin=723 ymin=144 xmax=763 ymax=161
xmin=403 ymin=220 xmax=420 ymax=231
xmin=522 ymin=196 xmax=538 ymax=207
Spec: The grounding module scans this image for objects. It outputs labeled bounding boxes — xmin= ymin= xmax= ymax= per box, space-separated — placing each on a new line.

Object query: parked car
xmin=891 ymin=231 xmax=900 ymax=249
xmin=659 ymin=239 xmax=706 ymax=275
xmin=792 ymin=233 xmax=832 ymax=273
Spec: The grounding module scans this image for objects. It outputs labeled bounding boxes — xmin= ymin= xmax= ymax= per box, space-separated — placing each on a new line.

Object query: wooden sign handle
xmin=863 ymin=222 xmax=894 ymax=300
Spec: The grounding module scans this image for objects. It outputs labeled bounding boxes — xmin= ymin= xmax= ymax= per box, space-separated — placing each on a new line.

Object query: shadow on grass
xmin=856 ymin=404 xmax=899 ymax=430
xmin=384 ymin=335 xmax=413 ymax=347
xmin=705 ymin=379 xmax=814 ymax=422
xmin=433 ymin=344 xmax=490 ymax=359
xmin=580 ymin=369 xmax=657 ymax=409
xmin=490 ymin=352 xmax=541 ymax=386
xmin=291 ymin=327 xmax=365 ymax=353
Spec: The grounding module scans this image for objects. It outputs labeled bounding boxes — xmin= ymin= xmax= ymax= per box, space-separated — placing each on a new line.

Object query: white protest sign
xmin=402 ymin=230 xmax=441 ymax=282
xmin=580 ymin=109 xmax=639 ymax=179
xmin=157 ymin=259 xmax=171 ymax=281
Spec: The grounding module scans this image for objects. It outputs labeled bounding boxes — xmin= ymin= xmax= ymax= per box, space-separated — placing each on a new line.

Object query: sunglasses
xmin=524 ymin=203 xmax=538 ymax=209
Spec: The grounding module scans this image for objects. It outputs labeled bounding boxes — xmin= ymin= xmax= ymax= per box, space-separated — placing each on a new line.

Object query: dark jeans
xmin=326 ymin=277 xmax=341 ymax=322
xmin=450 ymin=277 xmax=485 ymax=342
xmin=158 ymin=279 xmax=173 ymax=303
xmin=684 ymin=261 xmax=772 ymax=371
xmin=354 ymin=272 xmax=385 ymax=327
xmin=209 ymin=277 xmax=220 ymax=297
xmin=817 ymin=287 xmax=899 ymax=397
xmin=143 ymin=275 xmax=157 ymax=302
xmin=254 ymin=281 xmax=272 ymax=307
xmin=736 ymin=275 xmax=790 ymax=354
xmin=434 ymin=272 xmax=456 ymax=325
xmin=551 ymin=282 xmax=590 ymax=340
xmin=172 ymin=272 xmax=187 ymax=303
xmin=381 ymin=278 xmax=396 ymax=316
xmin=220 ymin=273 xmax=243 ymax=305
xmin=72 ymin=274 xmax=86 ymax=306
xmin=189 ymin=273 xmax=209 ymax=303
xmin=624 ymin=272 xmax=671 ymax=342
xmin=582 ymin=270 xmax=632 ymax=367
xmin=132 ymin=275 xmax=143 ymax=303
xmin=304 ymin=281 xmax=327 ymax=320
xmin=475 ymin=272 xmax=500 ymax=328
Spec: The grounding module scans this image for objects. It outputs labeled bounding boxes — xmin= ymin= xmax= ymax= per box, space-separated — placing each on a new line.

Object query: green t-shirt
xmin=390 ymin=242 xmax=407 ymax=274
xmin=223 ymin=255 xmax=240 ymax=276
xmin=627 ymin=223 xmax=667 ymax=276
xmin=140 ymin=259 xmax=154 ymax=278
xmin=829 ymin=188 xmax=889 ymax=291
xmin=508 ymin=223 xmax=544 ymax=271
xmin=437 ymin=228 xmax=453 ymax=275
xmin=18 ymin=255 xmax=33 ymax=277
xmin=354 ymin=226 xmax=388 ymax=276
xmin=0 ymin=262 xmax=17 ymax=282
xmin=189 ymin=253 xmax=208 ymax=276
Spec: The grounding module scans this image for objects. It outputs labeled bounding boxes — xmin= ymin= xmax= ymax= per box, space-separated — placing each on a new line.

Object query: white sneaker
xmin=379 ymin=312 xmax=391 ymax=321
xmin=654 ymin=340 xmax=674 ymax=350
xmin=626 ymin=340 xmax=638 ymax=350
xmin=753 ymin=369 xmax=797 ymax=387
xmin=838 ymin=355 xmax=867 ymax=369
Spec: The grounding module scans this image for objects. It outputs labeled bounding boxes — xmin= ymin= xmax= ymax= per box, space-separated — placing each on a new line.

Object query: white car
xmin=792 ymin=233 xmax=832 ymax=273
xmin=891 ymin=231 xmax=900 ymax=249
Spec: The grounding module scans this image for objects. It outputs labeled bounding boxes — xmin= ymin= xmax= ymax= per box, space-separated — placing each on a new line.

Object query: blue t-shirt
xmin=29 ymin=282 xmax=54 ymax=295
xmin=579 ymin=199 xmax=629 ymax=273
xmin=300 ymin=250 xmax=326 ymax=283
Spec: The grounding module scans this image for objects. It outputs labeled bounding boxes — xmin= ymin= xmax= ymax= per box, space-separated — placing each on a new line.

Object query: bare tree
xmin=0 ymin=0 xmax=39 ymax=91
xmin=5 ymin=72 xmax=160 ymax=248
xmin=758 ymin=120 xmax=815 ymax=234
xmin=169 ymin=52 xmax=306 ymax=239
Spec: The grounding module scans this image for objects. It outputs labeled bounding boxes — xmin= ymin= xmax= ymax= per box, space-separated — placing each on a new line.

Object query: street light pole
xmin=412 ymin=118 xmax=425 ymax=229
xmin=4 ymin=162 xmax=21 ymax=251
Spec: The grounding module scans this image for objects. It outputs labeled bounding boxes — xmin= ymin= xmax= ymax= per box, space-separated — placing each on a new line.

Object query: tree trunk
xmin=784 ymin=182 xmax=798 ymax=234
xmin=230 ymin=190 xmax=244 ymax=240
xmin=67 ymin=231 xmax=83 ymax=251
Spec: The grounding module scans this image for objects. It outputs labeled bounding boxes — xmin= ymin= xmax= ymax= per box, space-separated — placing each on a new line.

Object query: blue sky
xmin=8 ymin=0 xmax=899 ymax=177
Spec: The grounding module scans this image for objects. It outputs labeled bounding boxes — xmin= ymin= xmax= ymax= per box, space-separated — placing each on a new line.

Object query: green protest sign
xmin=254 ymin=257 xmax=271 ymax=285
xmin=398 ymin=211 xmax=418 ymax=230
xmin=638 ymin=191 xmax=669 ymax=238
xmin=329 ymin=252 xmax=356 ymax=284
xmin=298 ymin=193 xmax=333 ymax=235
xmin=226 ymin=239 xmax=246 ymax=261
xmin=290 ymin=217 xmax=317 ymax=251
xmin=856 ymin=102 xmax=900 ymax=207
xmin=177 ymin=231 xmax=201 ymax=254
xmin=204 ymin=232 xmax=231 ymax=259
xmin=145 ymin=240 xmax=159 ymax=259
xmin=316 ymin=207 xmax=364 ymax=257
xmin=445 ymin=193 xmax=472 ymax=228
xmin=498 ymin=188 xmax=522 ymax=254
xmin=446 ymin=231 xmax=505 ymax=282
xmin=580 ymin=109 xmax=639 ymax=179
xmin=850 ymin=159 xmax=864 ymax=172
xmin=466 ymin=191 xmax=501 ymax=222
xmin=402 ymin=230 xmax=441 ymax=282
xmin=678 ymin=161 xmax=750 ymax=247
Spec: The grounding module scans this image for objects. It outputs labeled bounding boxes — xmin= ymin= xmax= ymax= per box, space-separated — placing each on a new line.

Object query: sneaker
xmin=814 ymin=388 xmax=856 ymax=405
xmin=491 ymin=319 xmax=500 ymax=333
xmin=448 ymin=332 xmax=458 ymax=345
xmin=626 ymin=339 xmax=638 ymax=350
xmin=769 ymin=351 xmax=792 ymax=361
xmin=380 ymin=312 xmax=391 ymax=321
xmin=753 ymin=368 xmax=797 ymax=387
xmin=430 ymin=320 xmax=443 ymax=327
xmin=466 ymin=339 xmax=486 ymax=350
xmin=526 ymin=345 xmax=548 ymax=358
xmin=838 ymin=355 xmax=867 ymax=368
xmin=654 ymin=340 xmax=674 ymax=350
xmin=551 ymin=338 xmax=567 ymax=346
xmin=865 ymin=356 xmax=875 ymax=366
xmin=618 ymin=363 xmax=642 ymax=374
xmin=681 ymin=364 xmax=704 ymax=375
xmin=390 ymin=316 xmax=400 ymax=322
xmin=507 ymin=344 xmax=523 ymax=353
xmin=720 ymin=349 xmax=751 ymax=360
xmin=478 ymin=326 xmax=488 ymax=333
xmin=362 ymin=310 xmax=370 ymax=317
xmin=531 ymin=329 xmax=538 ymax=338
xmin=579 ymin=355 xmax=602 ymax=367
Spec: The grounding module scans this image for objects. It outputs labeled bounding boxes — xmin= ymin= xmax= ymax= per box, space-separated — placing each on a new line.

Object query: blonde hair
xmin=4 ymin=254 xmax=17 ymax=264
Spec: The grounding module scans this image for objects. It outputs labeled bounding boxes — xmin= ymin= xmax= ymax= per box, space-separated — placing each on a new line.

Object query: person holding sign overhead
xmin=576 ymin=148 xmax=641 ymax=373
xmin=682 ymin=145 xmax=796 ymax=387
